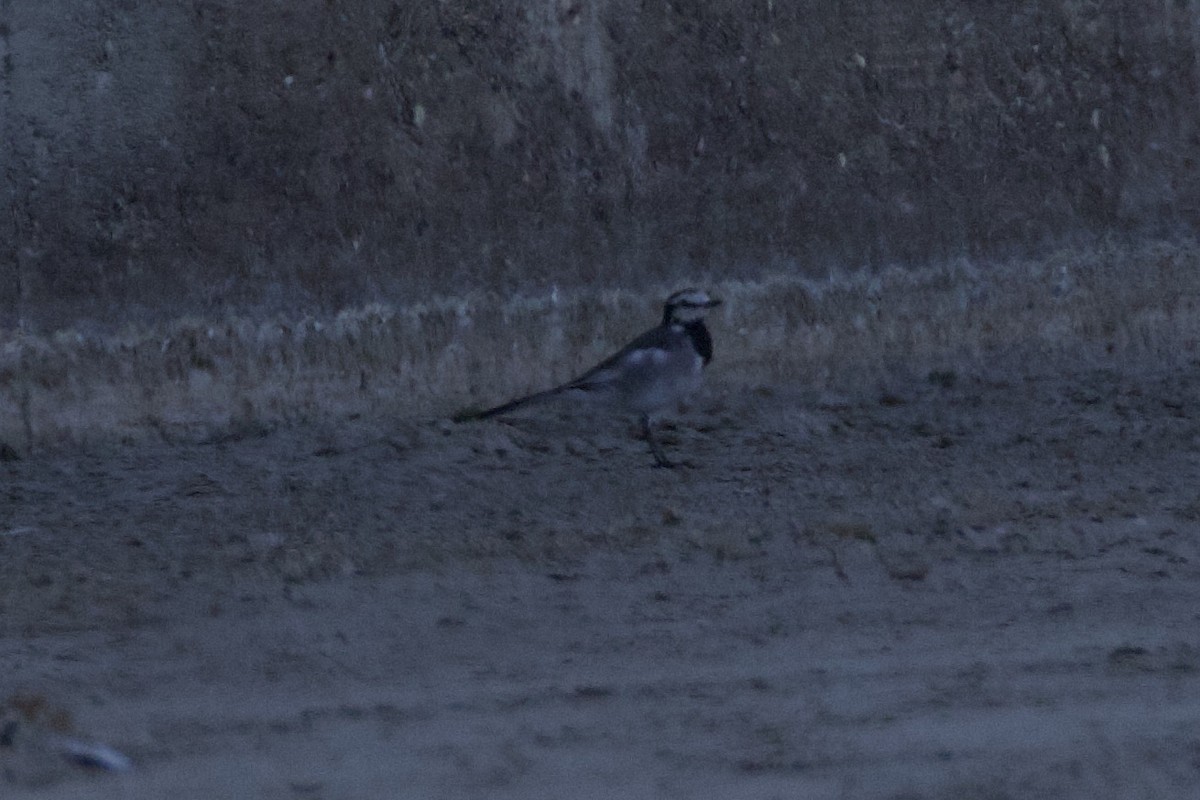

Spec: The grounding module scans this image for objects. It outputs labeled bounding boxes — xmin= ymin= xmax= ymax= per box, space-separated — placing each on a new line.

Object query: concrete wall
xmin=3 ymin=1 xmax=1198 ymax=332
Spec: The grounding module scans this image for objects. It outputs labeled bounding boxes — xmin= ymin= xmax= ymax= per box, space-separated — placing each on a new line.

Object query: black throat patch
xmin=682 ymin=319 xmax=714 ymax=364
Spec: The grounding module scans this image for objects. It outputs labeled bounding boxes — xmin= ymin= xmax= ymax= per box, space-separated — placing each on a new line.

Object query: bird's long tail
xmin=454 ymin=387 xmax=565 ymax=422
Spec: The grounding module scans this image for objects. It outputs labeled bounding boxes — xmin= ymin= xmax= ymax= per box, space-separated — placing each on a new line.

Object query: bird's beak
xmin=706 ymin=297 xmax=723 ymax=308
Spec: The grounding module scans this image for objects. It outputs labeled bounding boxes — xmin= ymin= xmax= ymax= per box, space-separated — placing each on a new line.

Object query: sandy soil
xmin=3 ymin=356 xmax=1200 ymax=799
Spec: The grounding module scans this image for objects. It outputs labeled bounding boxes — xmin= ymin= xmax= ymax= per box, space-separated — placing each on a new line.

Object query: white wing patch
xmin=626 ymin=348 xmax=670 ymax=366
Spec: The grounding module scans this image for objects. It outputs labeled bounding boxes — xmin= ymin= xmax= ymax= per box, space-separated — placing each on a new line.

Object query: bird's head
xmin=662 ymin=288 xmax=722 ymax=325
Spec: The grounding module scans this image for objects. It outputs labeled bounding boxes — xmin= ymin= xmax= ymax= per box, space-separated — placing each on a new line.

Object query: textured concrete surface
xmin=2 ymin=2 xmax=1198 ymax=330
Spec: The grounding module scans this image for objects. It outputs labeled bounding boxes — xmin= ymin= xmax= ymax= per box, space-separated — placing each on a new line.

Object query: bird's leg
xmin=641 ymin=414 xmax=674 ymax=468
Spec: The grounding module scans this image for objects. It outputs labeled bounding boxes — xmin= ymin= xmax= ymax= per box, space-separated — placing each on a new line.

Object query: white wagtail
xmin=458 ymin=288 xmax=722 ymax=467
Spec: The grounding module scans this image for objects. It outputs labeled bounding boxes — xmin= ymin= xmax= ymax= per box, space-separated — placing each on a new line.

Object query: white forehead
xmin=666 ymin=288 xmax=711 ymax=307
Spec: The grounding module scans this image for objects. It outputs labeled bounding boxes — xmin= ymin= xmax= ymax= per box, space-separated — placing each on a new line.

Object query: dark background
xmin=2 ymin=1 xmax=1197 ymax=331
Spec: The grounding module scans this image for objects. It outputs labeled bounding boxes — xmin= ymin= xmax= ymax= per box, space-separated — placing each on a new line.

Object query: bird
xmin=457 ymin=288 xmax=722 ymax=467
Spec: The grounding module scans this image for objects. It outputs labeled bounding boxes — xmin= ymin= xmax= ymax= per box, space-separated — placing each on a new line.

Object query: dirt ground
xmin=3 ymin=352 xmax=1200 ymax=799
